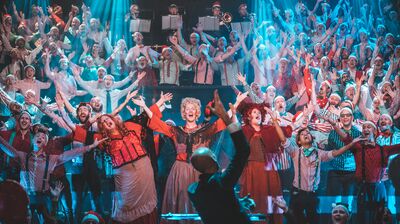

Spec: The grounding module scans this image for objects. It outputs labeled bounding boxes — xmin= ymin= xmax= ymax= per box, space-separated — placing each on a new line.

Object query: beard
xmin=93 ymin=104 xmax=103 ymax=113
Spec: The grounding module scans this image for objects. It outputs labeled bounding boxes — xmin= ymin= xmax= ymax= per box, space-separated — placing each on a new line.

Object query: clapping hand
xmin=207 ymin=90 xmax=232 ymax=125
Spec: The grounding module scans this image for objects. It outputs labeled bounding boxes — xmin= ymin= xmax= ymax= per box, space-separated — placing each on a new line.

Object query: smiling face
xmin=348 ymin=57 xmax=357 ymax=69
xmin=90 ymin=97 xmax=102 ymax=112
xmin=182 ymin=103 xmax=199 ymax=122
xmin=264 ymin=87 xmax=276 ymax=101
xmin=18 ymin=113 xmax=31 ymax=130
xmin=345 ymin=87 xmax=355 ymax=100
xmin=33 ymin=132 xmax=48 ymax=149
xmin=59 ymin=59 xmax=69 ymax=70
xmin=25 ymin=67 xmax=35 ymax=79
xmin=379 ymin=115 xmax=392 ymax=131
xmin=77 ymin=105 xmax=91 ymax=123
xmin=331 ymin=206 xmax=349 ymax=224
xmin=362 ymin=123 xmax=376 ymax=138
xmin=340 ymin=110 xmax=353 ymax=127
xmin=329 ymin=95 xmax=341 ymax=106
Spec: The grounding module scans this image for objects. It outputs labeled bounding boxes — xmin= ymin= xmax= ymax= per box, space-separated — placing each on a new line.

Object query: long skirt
xmin=240 ymin=161 xmax=284 ymax=224
xmin=112 ymin=156 xmax=157 ymax=223
xmin=161 ymin=160 xmax=200 ymax=224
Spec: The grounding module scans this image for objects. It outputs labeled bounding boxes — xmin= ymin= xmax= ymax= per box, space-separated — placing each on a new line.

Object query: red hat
xmin=375 ymin=54 xmax=384 ymax=61
xmin=321 ymin=80 xmax=332 ymax=88
xmin=212 ymin=1 xmax=221 ymax=9
xmin=81 ymin=211 xmax=105 ymax=224
xmin=3 ymin=14 xmax=11 ymax=19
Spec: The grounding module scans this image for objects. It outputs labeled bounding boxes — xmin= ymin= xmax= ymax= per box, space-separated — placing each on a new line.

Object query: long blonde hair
xmin=180 ymin=97 xmax=201 ymax=121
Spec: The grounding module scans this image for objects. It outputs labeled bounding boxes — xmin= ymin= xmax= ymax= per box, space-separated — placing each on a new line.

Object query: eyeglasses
xmin=340 ymin=113 xmax=352 ymax=118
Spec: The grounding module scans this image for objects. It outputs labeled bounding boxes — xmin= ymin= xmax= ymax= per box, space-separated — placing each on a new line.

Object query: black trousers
xmin=289 ymin=187 xmax=319 ymax=224
xmin=71 ymin=151 xmax=102 ymax=219
xmin=357 ymin=182 xmax=386 ymax=224
xmin=326 ymin=170 xmax=356 ymax=196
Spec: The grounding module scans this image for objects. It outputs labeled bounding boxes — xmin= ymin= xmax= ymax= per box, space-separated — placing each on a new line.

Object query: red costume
xmin=148 ymin=106 xmax=226 ymax=223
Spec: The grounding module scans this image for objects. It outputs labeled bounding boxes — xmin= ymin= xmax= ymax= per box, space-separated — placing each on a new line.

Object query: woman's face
xmin=183 ymin=103 xmax=198 ymax=122
xmin=100 ymin=116 xmax=116 ymax=131
xmin=249 ymin=108 xmax=262 ymax=126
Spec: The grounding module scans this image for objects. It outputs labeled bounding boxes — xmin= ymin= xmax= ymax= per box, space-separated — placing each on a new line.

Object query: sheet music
xmin=231 ymin=22 xmax=251 ymax=34
xmin=198 ymin=16 xmax=219 ymax=31
xmin=162 ymin=15 xmax=180 ymax=30
xmin=130 ymin=19 xmax=152 ymax=32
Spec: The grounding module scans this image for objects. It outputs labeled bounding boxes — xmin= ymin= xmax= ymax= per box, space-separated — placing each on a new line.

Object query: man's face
xmin=217 ymin=38 xmax=227 ymax=49
xmin=362 ymin=123 xmax=375 ymax=137
xmin=239 ymin=6 xmax=247 ymax=16
xmin=137 ymin=57 xmax=148 ymax=69
xmin=77 ymin=106 xmax=90 ymax=123
xmin=319 ymin=84 xmax=330 ymax=96
xmin=169 ymin=7 xmax=178 ymax=15
xmin=104 ymin=76 xmax=114 ymax=88
xmin=25 ymin=67 xmax=35 ymax=79
xmin=133 ymin=33 xmax=143 ymax=44
xmin=298 ymin=129 xmax=313 ymax=145
xmin=329 ymin=95 xmax=341 ymax=106
xmin=19 ymin=113 xmax=31 ymax=130
xmin=274 ymin=98 xmax=286 ymax=113
xmin=16 ymin=39 xmax=25 ymax=48
xmin=72 ymin=18 xmax=80 ymax=28
xmin=90 ymin=97 xmax=102 ymax=112
xmin=348 ymin=57 xmax=357 ymax=68
xmin=359 ymin=32 xmax=367 ymax=42
xmin=374 ymin=59 xmax=383 ymax=70
xmin=190 ymin=33 xmax=199 ymax=45
xmin=33 ymin=132 xmax=47 ymax=149
xmin=97 ymin=69 xmax=106 ymax=79
xmin=5 ymin=76 xmax=16 ymax=86
xmin=331 ymin=206 xmax=349 ymax=223
xmin=89 ymin=19 xmax=97 ymax=29
xmin=212 ymin=7 xmax=221 ymax=16
xmin=345 ymin=88 xmax=355 ymax=100
xmin=60 ymin=60 xmax=69 ymax=70
xmin=339 ymin=111 xmax=353 ymax=127
xmin=92 ymin=44 xmax=100 ymax=54
xmin=279 ymin=61 xmax=288 ymax=72
xmin=379 ymin=116 xmax=392 ymax=131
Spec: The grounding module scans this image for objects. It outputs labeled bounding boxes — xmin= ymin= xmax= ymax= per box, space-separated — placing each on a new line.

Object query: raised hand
xmin=92 ymin=137 xmax=109 ymax=148
xmin=160 ymin=91 xmax=173 ymax=104
xmin=132 ymin=96 xmax=146 ymax=107
xmin=126 ymin=105 xmax=137 ymax=117
xmin=236 ymin=72 xmax=247 ymax=84
xmin=207 ymin=90 xmax=231 ymax=125
xmin=125 ymin=90 xmax=139 ymax=102
xmin=169 ymin=35 xmax=178 ymax=45
xmin=235 ymin=91 xmax=249 ymax=106
xmin=50 ymin=181 xmax=64 ymax=198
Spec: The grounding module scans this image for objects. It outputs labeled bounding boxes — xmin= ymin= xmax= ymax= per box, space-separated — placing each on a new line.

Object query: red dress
xmin=74 ymin=121 xmax=157 ymax=223
xmin=241 ymin=125 xmax=292 ymax=224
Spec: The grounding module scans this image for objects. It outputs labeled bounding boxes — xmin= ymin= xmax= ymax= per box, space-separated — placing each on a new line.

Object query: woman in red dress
xmin=71 ymin=110 xmax=162 ymax=224
xmin=238 ymin=103 xmax=292 ymax=224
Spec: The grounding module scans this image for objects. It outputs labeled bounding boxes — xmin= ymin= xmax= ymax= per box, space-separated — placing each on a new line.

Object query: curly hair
xmin=97 ymin=114 xmax=129 ymax=146
xmin=180 ymin=97 xmax=201 ymax=121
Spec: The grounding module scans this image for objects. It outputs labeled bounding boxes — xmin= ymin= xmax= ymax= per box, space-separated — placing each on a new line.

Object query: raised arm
xmin=111 ymin=90 xmax=138 ymax=116
xmin=0 ymin=136 xmax=19 ymax=158
xmin=56 ymin=138 xmax=106 ymax=165
xmin=206 ymin=90 xmax=249 ymax=187
xmin=332 ymin=136 xmax=366 ymax=157
xmin=169 ymin=36 xmax=197 ymax=64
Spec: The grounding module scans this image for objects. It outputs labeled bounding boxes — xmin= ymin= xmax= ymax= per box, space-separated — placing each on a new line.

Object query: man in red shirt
xmin=0 ymin=111 xmax=33 ymax=181
xmin=342 ymin=121 xmax=400 ymax=224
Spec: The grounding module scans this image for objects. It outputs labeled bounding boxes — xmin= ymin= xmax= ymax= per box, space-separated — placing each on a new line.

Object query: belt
xmin=292 ymin=187 xmax=317 ymax=195
xmin=331 ymin=170 xmax=355 ymax=175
